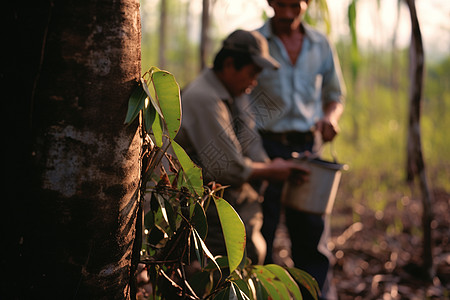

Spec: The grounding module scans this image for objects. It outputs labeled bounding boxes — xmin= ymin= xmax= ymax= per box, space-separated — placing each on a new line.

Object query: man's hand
xmin=315 ymin=118 xmax=339 ymax=142
xmin=317 ymin=101 xmax=343 ymax=142
xmin=250 ymin=158 xmax=310 ymax=183
xmin=267 ymin=157 xmax=310 ymax=183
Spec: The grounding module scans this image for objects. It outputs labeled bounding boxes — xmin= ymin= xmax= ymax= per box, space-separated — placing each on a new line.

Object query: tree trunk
xmin=159 ymin=0 xmax=167 ymax=69
xmin=3 ymin=0 xmax=142 ymax=298
xmin=200 ymin=0 xmax=210 ymax=70
xmin=405 ymin=0 xmax=434 ymax=279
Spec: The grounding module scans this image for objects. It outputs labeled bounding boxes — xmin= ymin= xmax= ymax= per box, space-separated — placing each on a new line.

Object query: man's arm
xmin=249 ymin=158 xmax=309 ymax=183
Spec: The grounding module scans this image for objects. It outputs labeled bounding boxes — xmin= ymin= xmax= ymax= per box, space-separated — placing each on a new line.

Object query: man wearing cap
xmin=250 ymin=0 xmax=345 ymax=299
xmin=175 ymin=29 xmax=308 ymax=264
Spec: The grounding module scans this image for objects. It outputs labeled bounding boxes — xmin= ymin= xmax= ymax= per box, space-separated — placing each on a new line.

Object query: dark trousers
xmin=260 ymin=133 xmax=331 ymax=299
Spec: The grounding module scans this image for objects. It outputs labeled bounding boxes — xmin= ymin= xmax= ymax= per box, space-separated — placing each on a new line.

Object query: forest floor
xmin=272 ymin=187 xmax=450 ymax=300
xmin=137 ymin=186 xmax=449 ymax=299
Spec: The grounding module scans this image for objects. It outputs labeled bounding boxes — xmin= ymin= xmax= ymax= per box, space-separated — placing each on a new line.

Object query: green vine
xmin=125 ymin=67 xmax=320 ymax=299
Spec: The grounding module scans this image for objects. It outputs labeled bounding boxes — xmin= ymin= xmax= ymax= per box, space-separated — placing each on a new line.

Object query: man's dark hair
xmin=212 ymin=48 xmax=254 ymax=71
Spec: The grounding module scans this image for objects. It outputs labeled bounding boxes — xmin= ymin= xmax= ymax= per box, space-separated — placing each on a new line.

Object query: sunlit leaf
xmin=171 ymin=141 xmax=204 ymax=196
xmin=287 ymin=267 xmax=320 ymax=300
xmin=246 ymin=277 xmax=258 ymax=299
xmin=150 ymin=112 xmax=164 ymax=147
xmin=141 ymin=76 xmax=164 ymax=118
xmin=264 ymin=264 xmax=302 ymax=299
xmin=151 ymin=69 xmax=182 ymax=139
xmin=254 ymin=265 xmax=291 ymax=300
xmin=270 ymin=280 xmax=290 ymax=300
xmin=255 ymin=274 xmax=280 ymax=300
xmin=213 ymin=197 xmax=246 ymax=274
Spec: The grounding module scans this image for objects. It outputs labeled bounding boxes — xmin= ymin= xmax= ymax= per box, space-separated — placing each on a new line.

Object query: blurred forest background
xmin=139 ymin=0 xmax=449 ymax=298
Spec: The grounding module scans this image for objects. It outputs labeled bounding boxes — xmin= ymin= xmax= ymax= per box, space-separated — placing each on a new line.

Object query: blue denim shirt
xmin=250 ymin=20 xmax=345 ymax=132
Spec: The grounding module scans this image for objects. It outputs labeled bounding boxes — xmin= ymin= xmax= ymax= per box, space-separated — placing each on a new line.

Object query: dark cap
xmin=222 ymin=30 xmax=280 ymax=70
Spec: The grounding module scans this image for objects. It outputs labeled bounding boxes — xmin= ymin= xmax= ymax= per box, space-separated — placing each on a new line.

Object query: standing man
xmin=250 ymin=0 xmax=345 ymax=299
xmin=175 ymin=30 xmax=309 ymax=265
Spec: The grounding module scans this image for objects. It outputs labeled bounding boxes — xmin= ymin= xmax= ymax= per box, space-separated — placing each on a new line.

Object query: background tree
xmin=3 ymin=0 xmax=142 ymax=298
xmin=200 ymin=0 xmax=211 ymax=70
xmin=159 ymin=0 xmax=168 ymax=68
xmin=405 ymin=0 xmax=434 ymax=280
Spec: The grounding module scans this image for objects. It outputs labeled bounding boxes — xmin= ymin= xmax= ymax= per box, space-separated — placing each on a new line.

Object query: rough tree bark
xmin=3 ymin=0 xmax=142 ymax=298
xmin=405 ymin=0 xmax=434 ymax=279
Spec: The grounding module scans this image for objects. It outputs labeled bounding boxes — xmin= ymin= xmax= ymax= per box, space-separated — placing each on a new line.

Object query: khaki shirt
xmin=175 ymin=68 xmax=269 ymax=188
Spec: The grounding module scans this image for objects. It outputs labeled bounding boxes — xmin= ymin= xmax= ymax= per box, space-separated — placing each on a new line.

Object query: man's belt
xmin=259 ymin=130 xmax=314 ymax=146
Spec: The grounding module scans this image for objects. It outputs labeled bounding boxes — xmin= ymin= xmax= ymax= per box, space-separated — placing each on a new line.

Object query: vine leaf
xmin=231 ymin=281 xmax=251 ymax=300
xmin=254 ymin=265 xmax=290 ymax=300
xmin=171 ymin=140 xmax=203 ymax=197
xmin=213 ymin=197 xmax=246 ymax=274
xmin=192 ymin=228 xmax=205 ymax=268
xmin=193 ymin=228 xmax=222 ymax=279
xmin=287 ymin=267 xmax=320 ymax=300
xmin=264 ymin=264 xmax=302 ymax=299
xmin=151 ymin=69 xmax=182 ymax=140
xmin=124 ymin=81 xmax=146 ymax=125
xmin=191 ymin=202 xmax=208 ymax=240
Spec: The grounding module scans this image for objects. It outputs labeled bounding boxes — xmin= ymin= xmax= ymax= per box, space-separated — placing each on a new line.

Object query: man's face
xmin=269 ymin=0 xmax=309 ymax=30
xmin=224 ymin=63 xmax=262 ymax=97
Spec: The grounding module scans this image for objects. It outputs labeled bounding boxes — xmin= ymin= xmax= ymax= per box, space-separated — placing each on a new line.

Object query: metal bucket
xmin=282 ymin=157 xmax=347 ymax=215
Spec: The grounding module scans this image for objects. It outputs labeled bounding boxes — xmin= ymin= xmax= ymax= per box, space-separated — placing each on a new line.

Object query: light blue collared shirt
xmin=250 ymin=20 xmax=345 ymax=132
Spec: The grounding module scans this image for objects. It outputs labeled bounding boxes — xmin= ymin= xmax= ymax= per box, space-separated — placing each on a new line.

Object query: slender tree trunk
xmin=159 ymin=0 xmax=167 ymax=69
xmin=405 ymin=0 xmax=434 ymax=279
xmin=3 ymin=0 xmax=142 ymax=298
xmin=200 ymin=0 xmax=210 ymax=70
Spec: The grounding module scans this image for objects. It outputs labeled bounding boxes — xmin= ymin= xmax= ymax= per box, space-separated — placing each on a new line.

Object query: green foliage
xmin=190 ymin=258 xmax=320 ymax=300
xmin=213 ymin=197 xmax=246 ymax=273
xmin=125 ymin=67 xmax=320 ymax=299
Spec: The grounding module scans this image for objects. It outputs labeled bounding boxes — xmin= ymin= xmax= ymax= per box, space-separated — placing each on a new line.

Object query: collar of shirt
xmin=258 ymin=20 xmax=321 ymax=44
xmin=202 ymin=68 xmax=236 ymax=107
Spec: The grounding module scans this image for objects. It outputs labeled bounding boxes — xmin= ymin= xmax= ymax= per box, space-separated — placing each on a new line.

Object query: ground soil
xmin=137 ymin=186 xmax=449 ymax=299
xmin=272 ymin=188 xmax=450 ymax=300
